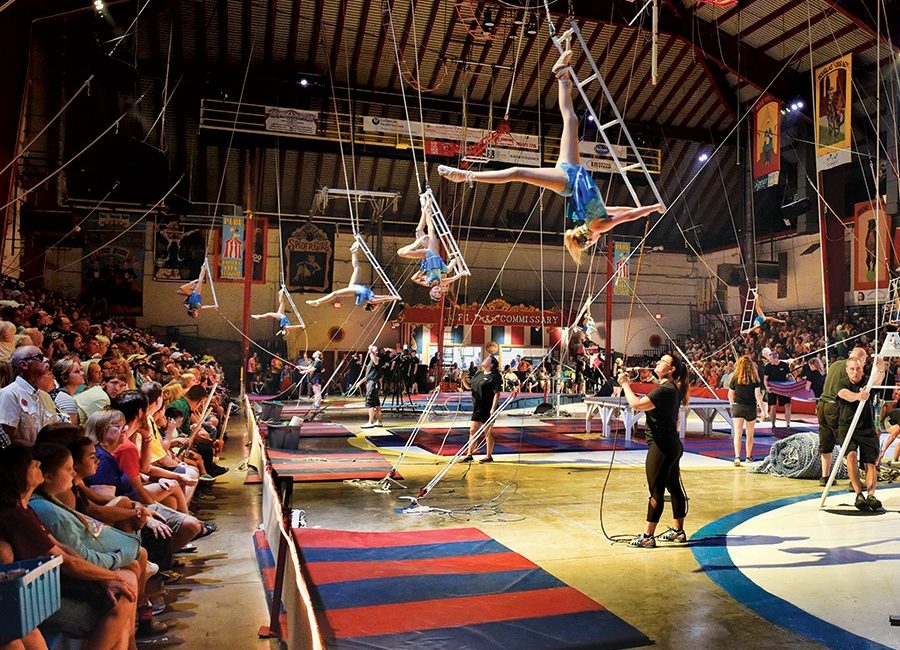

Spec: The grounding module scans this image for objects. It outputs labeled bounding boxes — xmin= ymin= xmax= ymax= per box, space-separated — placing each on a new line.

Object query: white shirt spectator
xmin=0 ymin=376 xmax=65 ymax=445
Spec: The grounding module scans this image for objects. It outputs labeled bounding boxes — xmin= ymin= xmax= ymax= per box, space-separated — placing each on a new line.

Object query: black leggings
xmin=645 ymin=438 xmax=687 ymax=524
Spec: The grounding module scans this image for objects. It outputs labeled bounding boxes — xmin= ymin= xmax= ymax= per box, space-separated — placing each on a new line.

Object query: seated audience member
xmin=0 ymin=320 xmax=16 ymax=363
xmin=78 ymin=361 xmax=102 ymax=394
xmin=140 ymin=381 xmax=212 ymax=485
xmin=168 ymin=385 xmax=227 ymax=477
xmin=115 ymin=389 xmax=200 ymax=504
xmin=0 ymin=346 xmax=69 ymax=446
xmin=83 ymin=409 xmax=206 ymax=551
xmin=51 ymin=357 xmax=84 ymax=425
xmin=0 ymin=444 xmax=137 ymax=649
xmin=29 ymin=444 xmax=168 ymax=638
xmin=74 ymin=371 xmax=128 ymax=425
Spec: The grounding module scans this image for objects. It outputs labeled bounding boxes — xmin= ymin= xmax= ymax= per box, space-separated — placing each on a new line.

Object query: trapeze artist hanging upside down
xmin=306 ymin=241 xmax=400 ymax=311
xmin=397 ymin=194 xmax=468 ymax=301
xmin=177 ymin=260 xmax=218 ymax=318
xmin=437 ymin=44 xmax=664 ymax=265
xmin=251 ymin=288 xmax=306 ymax=336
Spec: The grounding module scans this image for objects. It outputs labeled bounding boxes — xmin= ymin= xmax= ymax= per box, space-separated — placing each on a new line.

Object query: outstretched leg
xmin=438 ymin=51 xmax=571 ymax=194
xmin=348 ymin=244 xmax=362 ymax=286
xmin=306 ymin=287 xmax=359 ymax=307
xmin=587 ymin=203 xmax=664 ymax=236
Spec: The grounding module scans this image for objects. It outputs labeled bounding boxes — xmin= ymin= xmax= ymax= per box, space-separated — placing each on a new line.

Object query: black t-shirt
xmin=310 ymin=359 xmax=323 ymax=384
xmin=645 ymin=381 xmax=680 ymax=443
xmin=799 ymin=366 xmax=825 ymax=397
xmin=365 ymin=357 xmax=382 ymax=382
xmin=836 ymin=376 xmax=874 ymax=435
xmin=729 ymin=377 xmax=760 ymax=406
xmin=764 ymin=361 xmax=790 ymax=383
xmin=470 ymin=370 xmax=502 ymax=411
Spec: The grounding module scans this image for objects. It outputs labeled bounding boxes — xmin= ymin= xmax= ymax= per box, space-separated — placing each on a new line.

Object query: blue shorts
xmin=557 ymin=162 xmax=608 ymax=225
xmin=420 ymin=251 xmax=448 ymax=284
xmin=754 ymin=315 xmax=765 ymax=328
xmin=352 ymin=284 xmax=375 ymax=307
xmin=185 ymin=292 xmax=202 ymax=310
xmin=279 ymin=314 xmax=291 ymax=329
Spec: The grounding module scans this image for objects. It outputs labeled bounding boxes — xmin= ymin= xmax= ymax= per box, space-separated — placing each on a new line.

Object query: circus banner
xmin=81 ymin=213 xmax=144 ymax=316
xmin=815 ymin=54 xmax=852 ymax=171
xmin=282 ymin=221 xmax=334 ymax=293
xmin=852 ymin=198 xmax=890 ymax=292
xmin=752 ymin=98 xmax=780 ymax=190
xmin=219 ymin=214 xmax=245 ymax=280
xmin=613 ymin=241 xmax=631 ymax=296
xmin=153 ymin=216 xmax=207 ymax=281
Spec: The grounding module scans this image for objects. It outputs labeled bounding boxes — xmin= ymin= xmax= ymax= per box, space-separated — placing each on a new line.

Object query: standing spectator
xmin=0 ymin=346 xmax=68 ymax=446
xmin=246 ymin=352 xmax=259 ymax=392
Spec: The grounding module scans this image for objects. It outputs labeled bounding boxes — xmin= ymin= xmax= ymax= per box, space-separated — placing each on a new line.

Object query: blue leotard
xmin=753 ymin=315 xmax=765 ymax=329
xmin=279 ymin=314 xmax=291 ymax=329
xmin=184 ymin=291 xmax=202 ymax=310
xmin=351 ymin=284 xmax=375 ymax=307
xmin=557 ymin=162 xmax=608 ymax=225
xmin=420 ymin=250 xmax=448 ymax=284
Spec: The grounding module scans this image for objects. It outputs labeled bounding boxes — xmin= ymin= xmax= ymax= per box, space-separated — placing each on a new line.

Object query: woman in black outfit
xmin=462 ymin=356 xmax=502 ymax=463
xmin=618 ymin=353 xmax=690 ymax=548
xmin=728 ymin=355 xmax=766 ymax=466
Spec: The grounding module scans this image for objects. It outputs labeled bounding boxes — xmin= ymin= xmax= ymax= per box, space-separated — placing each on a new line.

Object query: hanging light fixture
xmin=525 ymin=14 xmax=538 ymax=36
xmin=483 ymin=9 xmax=495 ymax=28
xmin=513 ymin=12 xmax=524 ymax=25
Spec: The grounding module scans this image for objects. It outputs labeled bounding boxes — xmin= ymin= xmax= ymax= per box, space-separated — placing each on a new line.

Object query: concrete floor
xmin=152 ymin=425 xmax=275 ymax=649
xmin=174 ymin=409 xmax=835 ymax=649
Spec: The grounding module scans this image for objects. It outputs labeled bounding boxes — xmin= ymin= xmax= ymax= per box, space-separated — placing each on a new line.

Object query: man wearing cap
xmin=763 ymin=350 xmax=793 ymax=431
xmin=817 ymin=346 xmax=868 ymax=486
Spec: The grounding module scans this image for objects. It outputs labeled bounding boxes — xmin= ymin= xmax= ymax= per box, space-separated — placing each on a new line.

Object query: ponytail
xmin=669 ymin=353 xmax=690 ymax=405
xmin=563 ymin=228 xmax=585 ymax=265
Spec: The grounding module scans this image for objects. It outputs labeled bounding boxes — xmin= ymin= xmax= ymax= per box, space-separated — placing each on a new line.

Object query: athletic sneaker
xmin=628 ymin=533 xmax=656 ymax=549
xmin=854 ymin=492 xmax=872 ymax=512
xmin=198 ymin=474 xmax=215 ymax=483
xmin=866 ymin=494 xmax=883 ymax=511
xmin=657 ymin=527 xmax=687 ymax=543
xmin=819 ymin=476 xmax=829 ymax=487
xmin=734 ymin=457 xmax=741 ymax=467
xmin=361 ymin=423 xmax=376 ymax=429
xmin=146 ymin=561 xmax=159 ymax=578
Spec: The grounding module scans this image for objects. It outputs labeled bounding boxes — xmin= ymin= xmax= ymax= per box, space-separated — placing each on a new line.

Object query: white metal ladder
xmin=739 ymin=287 xmax=758 ymax=334
xmin=550 ymin=21 xmax=665 ymax=209
xmin=419 ymin=187 xmax=472 ymax=278
xmin=279 ymin=286 xmax=306 ymax=329
xmin=353 ymin=234 xmax=402 ymax=300
xmin=883 ymin=277 xmax=900 ymax=325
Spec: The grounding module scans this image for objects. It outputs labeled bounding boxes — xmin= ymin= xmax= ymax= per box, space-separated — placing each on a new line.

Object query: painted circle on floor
xmin=691 ymin=485 xmax=900 ymax=650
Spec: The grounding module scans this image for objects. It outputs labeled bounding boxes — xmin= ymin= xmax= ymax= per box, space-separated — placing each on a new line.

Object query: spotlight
xmin=483 ymin=9 xmax=495 ymax=28
xmin=513 ymin=12 xmax=524 ymax=26
xmin=299 ymin=77 xmax=309 ymax=87
xmin=526 ymin=14 xmax=538 ymax=35
xmin=587 ymin=114 xmax=594 ymax=122
xmin=333 ymin=301 xmax=342 ymax=309
xmin=796 ymin=100 xmax=804 ymax=109
xmin=698 ymin=152 xmax=709 ymax=162
xmin=93 ymin=0 xmax=105 ymax=12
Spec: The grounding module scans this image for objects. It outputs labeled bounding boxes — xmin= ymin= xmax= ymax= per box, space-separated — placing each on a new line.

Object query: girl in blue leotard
xmin=177 ymin=262 xmax=214 ymax=318
xmin=397 ymin=195 xmax=468 ymax=301
xmin=438 ymin=43 xmax=664 ymax=265
xmin=306 ymin=242 xmax=400 ymax=311
xmin=252 ymin=288 xmax=306 ymax=336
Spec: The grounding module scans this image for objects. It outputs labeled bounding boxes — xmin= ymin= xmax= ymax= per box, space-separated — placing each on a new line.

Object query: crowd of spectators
xmin=0 ymin=276 xmax=234 ymax=648
xmin=679 ymin=308 xmax=883 ymax=391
